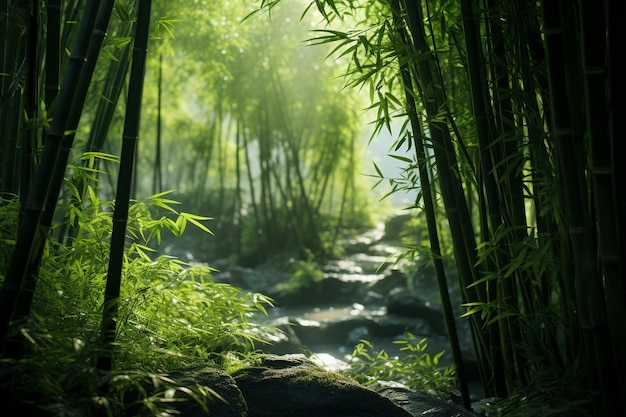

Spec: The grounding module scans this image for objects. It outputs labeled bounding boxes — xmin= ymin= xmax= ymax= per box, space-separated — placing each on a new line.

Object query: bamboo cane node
xmin=553 ymin=127 xmax=573 ymax=135
xmin=599 ymin=254 xmax=620 ymax=264
xmin=583 ymin=67 xmax=605 ymax=75
xmin=590 ymin=166 xmax=612 ymax=175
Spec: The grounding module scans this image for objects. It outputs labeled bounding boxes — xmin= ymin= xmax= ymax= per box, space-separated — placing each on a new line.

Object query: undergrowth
xmin=0 ymin=154 xmax=277 ymax=416
xmin=345 ymin=332 xmax=458 ymax=400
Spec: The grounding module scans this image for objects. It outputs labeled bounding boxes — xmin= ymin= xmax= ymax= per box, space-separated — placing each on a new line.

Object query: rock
xmin=231 ymin=354 xmax=415 ymax=417
xmin=383 ymin=211 xmax=413 ymax=241
xmin=164 ymin=366 xmax=248 ymax=417
xmin=372 ymin=381 xmax=477 ymax=417
xmin=385 ymin=287 xmax=446 ymax=334
xmin=363 ymin=268 xmax=408 ymax=304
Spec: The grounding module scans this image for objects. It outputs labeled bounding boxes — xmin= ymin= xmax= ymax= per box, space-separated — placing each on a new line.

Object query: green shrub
xmin=345 ymin=333 xmax=458 ymax=399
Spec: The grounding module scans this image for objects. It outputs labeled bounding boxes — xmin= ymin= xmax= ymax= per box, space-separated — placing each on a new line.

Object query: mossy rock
xmin=231 ymin=354 xmax=414 ymax=417
xmin=165 ymin=366 xmax=247 ymax=417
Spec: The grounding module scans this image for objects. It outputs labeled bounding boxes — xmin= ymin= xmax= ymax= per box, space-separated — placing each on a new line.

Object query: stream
xmin=207 ymin=221 xmax=483 ymax=399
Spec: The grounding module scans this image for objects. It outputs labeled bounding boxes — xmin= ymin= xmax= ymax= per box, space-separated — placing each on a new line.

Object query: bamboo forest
xmin=0 ymin=1 xmax=623 ymax=416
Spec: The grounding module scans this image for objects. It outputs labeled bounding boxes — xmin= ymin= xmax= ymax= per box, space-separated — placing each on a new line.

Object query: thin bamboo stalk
xmin=513 ymin=0 xmax=569 ymax=372
xmin=84 ymin=37 xmax=132 ymax=154
xmin=98 ymin=0 xmax=152 ymax=371
xmin=458 ymin=0 xmax=515 ymax=395
xmin=21 ymin=0 xmax=42 ymax=207
xmin=389 ymin=0 xmax=471 ymax=406
xmin=400 ymin=0 xmax=509 ymax=398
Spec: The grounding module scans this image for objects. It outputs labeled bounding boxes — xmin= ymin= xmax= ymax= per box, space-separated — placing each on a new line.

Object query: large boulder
xmin=161 ymin=354 xmax=477 ymax=417
xmin=232 ymin=354 xmax=414 ymax=417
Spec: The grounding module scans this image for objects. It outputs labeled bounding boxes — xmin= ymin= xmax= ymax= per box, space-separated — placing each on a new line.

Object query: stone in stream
xmin=385 ymin=287 xmax=447 ymax=334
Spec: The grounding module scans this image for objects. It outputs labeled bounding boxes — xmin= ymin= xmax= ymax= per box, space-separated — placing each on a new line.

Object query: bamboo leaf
xmin=180 ymin=213 xmax=214 ymax=235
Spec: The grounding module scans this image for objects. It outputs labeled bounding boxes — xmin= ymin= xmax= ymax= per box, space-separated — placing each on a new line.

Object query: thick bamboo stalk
xmin=578 ymin=1 xmax=625 ymax=413
xmin=0 ymin=0 xmax=101 ymax=357
xmin=609 ymin=0 xmax=626 ymax=309
xmin=44 ymin=0 xmax=61 ymax=110
xmin=98 ymin=0 xmax=152 ymax=371
xmin=540 ymin=1 xmax=608 ymax=414
xmin=0 ymin=1 xmax=25 ymax=195
xmin=607 ymin=6 xmax=626 ymax=401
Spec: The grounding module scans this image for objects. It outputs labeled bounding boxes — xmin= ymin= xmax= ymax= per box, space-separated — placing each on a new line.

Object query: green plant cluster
xmin=277 ymin=249 xmax=325 ymax=295
xmin=345 ymin=333 xmax=457 ymax=400
xmin=0 ymin=196 xmax=18 ymax=280
xmin=0 ymin=157 xmax=277 ymax=415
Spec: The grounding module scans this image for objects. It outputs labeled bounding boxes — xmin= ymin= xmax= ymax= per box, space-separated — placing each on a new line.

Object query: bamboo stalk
xmin=44 ymin=0 xmax=61 ymax=110
xmin=21 ymin=0 xmax=42 ymax=206
xmin=84 ymin=38 xmax=132 ymax=154
xmin=458 ymin=0 xmax=519 ymax=395
xmin=0 ymin=0 xmax=101 ymax=357
xmin=0 ymin=1 xmax=25 ymax=195
xmin=541 ymin=1 xmax=608 ymax=414
xmin=98 ymin=0 xmax=152 ymax=371
xmin=607 ymin=9 xmax=626 ymax=408
xmin=153 ymin=53 xmax=163 ymax=194
xmin=399 ymin=0 xmax=509 ymax=398
xmin=578 ymin=1 xmax=625 ymax=413
xmin=388 ymin=0 xmax=471 ymax=406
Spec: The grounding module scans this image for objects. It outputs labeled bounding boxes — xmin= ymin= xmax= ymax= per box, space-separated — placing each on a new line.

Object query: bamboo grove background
xmin=0 ymin=0 xmax=624 ymax=416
